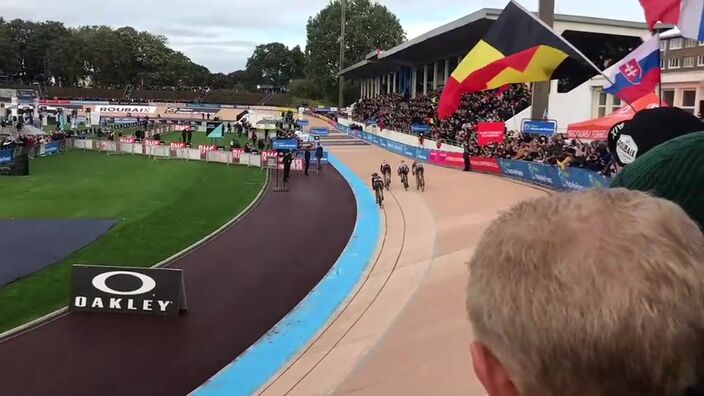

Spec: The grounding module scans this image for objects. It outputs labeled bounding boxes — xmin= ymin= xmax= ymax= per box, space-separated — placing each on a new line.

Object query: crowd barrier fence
xmin=329 ymin=118 xmax=612 ymax=191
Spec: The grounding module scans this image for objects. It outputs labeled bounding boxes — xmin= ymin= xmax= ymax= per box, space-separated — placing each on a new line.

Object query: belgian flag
xmin=438 ymin=1 xmax=598 ymax=119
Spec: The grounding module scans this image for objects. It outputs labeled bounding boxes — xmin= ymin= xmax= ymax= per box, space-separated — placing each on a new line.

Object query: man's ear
xmin=470 ymin=341 xmax=520 ymax=396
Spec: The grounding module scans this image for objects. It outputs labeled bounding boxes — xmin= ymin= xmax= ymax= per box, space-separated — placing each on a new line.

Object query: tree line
xmin=0 ymin=0 xmax=405 ymax=104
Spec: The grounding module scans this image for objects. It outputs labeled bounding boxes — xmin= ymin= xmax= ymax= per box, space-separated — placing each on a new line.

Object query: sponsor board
xmin=310 ymin=127 xmax=329 ymax=136
xmin=165 ymin=107 xmax=218 ymax=115
xmin=498 ymin=160 xmax=563 ymax=188
xmin=144 ymin=139 xmax=162 ymax=146
xmin=70 ymin=265 xmax=186 ymax=317
xmin=410 ymin=124 xmax=430 ymax=134
xmin=94 ymin=105 xmax=156 ymax=114
xmin=470 ymin=157 xmax=501 ymax=175
xmin=477 ymin=122 xmax=506 ymax=146
xmin=0 ymin=149 xmax=13 ymax=164
xmin=555 ymin=166 xmax=612 ymax=191
xmin=39 ymin=99 xmax=71 ymax=105
xmin=170 ymin=142 xmax=187 ymax=149
xmin=521 ymin=119 xmax=557 ymax=136
xmin=119 ymin=136 xmax=137 ymax=144
xmin=43 ymin=142 xmax=60 ymax=155
xmin=273 ymin=139 xmax=298 ymax=150
xmin=429 ymin=150 xmax=464 ymax=169
xmin=198 ymin=145 xmax=218 ymax=152
xmin=567 ymin=128 xmax=609 ymax=141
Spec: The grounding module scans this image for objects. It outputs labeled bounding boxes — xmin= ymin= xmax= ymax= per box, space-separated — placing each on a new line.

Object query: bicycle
xmin=415 ymin=171 xmax=425 ymax=192
xmin=400 ymin=173 xmax=409 ymax=191
xmin=375 ymin=185 xmax=384 ymax=207
xmin=383 ymin=172 xmax=391 ymax=191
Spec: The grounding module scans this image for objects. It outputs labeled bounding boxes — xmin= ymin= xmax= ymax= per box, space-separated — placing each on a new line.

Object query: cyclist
xmin=412 ymin=160 xmax=425 ymax=191
xmin=371 ymin=172 xmax=385 ymax=205
xmin=380 ymin=160 xmax=392 ymax=190
xmin=398 ymin=160 xmax=410 ymax=190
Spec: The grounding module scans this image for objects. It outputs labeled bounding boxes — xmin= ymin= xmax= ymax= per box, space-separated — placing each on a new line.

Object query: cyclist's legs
xmin=415 ymin=173 xmax=420 ymax=188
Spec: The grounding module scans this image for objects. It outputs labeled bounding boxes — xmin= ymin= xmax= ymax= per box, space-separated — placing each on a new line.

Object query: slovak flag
xmin=640 ymin=0 xmax=704 ymax=40
xmin=603 ymin=35 xmax=661 ymax=104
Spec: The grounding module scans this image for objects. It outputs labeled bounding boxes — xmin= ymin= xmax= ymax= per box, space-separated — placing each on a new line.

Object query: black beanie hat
xmin=611 ymin=132 xmax=704 ymax=229
xmin=607 ymin=107 xmax=704 ymax=166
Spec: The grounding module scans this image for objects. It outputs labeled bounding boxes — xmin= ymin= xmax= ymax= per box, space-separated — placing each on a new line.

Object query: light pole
xmin=531 ymin=0 xmax=555 ymax=120
xmin=339 ymin=0 xmax=346 ymax=109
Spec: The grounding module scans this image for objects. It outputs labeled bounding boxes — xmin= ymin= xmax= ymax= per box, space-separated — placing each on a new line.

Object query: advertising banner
xmin=144 ymin=140 xmax=161 ymax=146
xmin=470 ymin=157 xmax=501 ymax=175
xmin=554 ymin=166 xmax=612 ymax=191
xmin=567 ymin=129 xmax=608 ymax=141
xmin=273 ymin=139 xmax=298 ymax=150
xmin=0 ymin=149 xmax=12 ymax=164
xmin=198 ymin=145 xmax=218 ymax=152
xmin=43 ymin=142 xmax=60 ymax=155
xmin=297 ymin=119 xmax=309 ymax=127
xmin=119 ymin=136 xmax=136 ymax=143
xmin=521 ymin=119 xmax=557 ymax=136
xmin=39 ymin=99 xmax=71 ymax=105
xmin=310 ymin=127 xmax=329 ymax=136
xmin=70 ymin=265 xmax=186 ymax=317
xmin=231 ymin=148 xmax=244 ymax=163
xmin=477 ymin=122 xmax=506 ymax=146
xmin=429 ymin=150 xmax=465 ymax=169
xmin=498 ymin=160 xmax=563 ymax=189
xmin=94 ymin=105 xmax=156 ymax=114
xmin=410 ymin=124 xmax=430 ymax=135
xmin=165 ymin=107 xmax=218 ymax=115
xmin=170 ymin=142 xmax=187 ymax=149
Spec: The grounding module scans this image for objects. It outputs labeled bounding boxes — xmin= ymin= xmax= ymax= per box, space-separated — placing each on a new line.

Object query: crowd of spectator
xmin=352 ymin=84 xmax=614 ymax=175
xmin=352 ymin=84 xmax=531 ymax=143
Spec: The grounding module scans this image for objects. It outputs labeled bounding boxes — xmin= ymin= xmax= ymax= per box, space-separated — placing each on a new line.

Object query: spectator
xmin=466 ymin=188 xmax=704 ymax=396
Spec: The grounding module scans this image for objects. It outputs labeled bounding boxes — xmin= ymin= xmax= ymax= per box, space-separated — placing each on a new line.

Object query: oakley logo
xmin=92 ymin=271 xmax=156 ymax=296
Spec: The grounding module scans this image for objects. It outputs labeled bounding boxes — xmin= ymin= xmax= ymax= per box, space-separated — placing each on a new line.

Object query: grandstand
xmin=340 ymin=8 xmax=648 ymax=130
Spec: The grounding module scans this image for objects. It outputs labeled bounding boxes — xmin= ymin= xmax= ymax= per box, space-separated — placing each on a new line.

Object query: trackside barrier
xmin=318 ymin=115 xmax=613 ymax=191
xmin=70 ymin=138 xmax=276 ymax=171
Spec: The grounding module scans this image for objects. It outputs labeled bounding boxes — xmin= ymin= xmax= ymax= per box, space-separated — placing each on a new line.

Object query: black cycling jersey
xmin=380 ymin=164 xmax=391 ymax=174
xmin=413 ymin=163 xmax=424 ymax=174
xmin=398 ymin=165 xmax=409 ymax=175
xmin=372 ymin=176 xmax=384 ymax=190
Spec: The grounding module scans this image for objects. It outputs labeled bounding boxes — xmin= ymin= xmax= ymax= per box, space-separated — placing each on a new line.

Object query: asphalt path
xmin=0 ymin=166 xmax=356 ymax=396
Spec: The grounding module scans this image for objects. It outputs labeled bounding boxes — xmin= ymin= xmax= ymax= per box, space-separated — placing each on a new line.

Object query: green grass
xmin=162 ymin=131 xmax=251 ymax=147
xmin=0 ymin=150 xmax=266 ymax=332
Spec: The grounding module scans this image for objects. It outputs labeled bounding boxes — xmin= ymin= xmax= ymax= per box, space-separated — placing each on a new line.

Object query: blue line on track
xmin=192 ymin=153 xmax=381 ymax=396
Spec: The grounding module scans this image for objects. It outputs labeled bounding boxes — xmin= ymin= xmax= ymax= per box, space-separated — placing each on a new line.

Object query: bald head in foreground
xmin=467 ymin=188 xmax=704 ymax=396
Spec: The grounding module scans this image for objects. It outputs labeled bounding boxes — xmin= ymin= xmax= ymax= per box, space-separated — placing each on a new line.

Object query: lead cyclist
xmin=412 ymin=160 xmax=425 ymax=191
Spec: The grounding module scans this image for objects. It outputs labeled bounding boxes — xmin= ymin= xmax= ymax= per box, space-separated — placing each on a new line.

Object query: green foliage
xmin=245 ymin=43 xmax=306 ymax=88
xmin=305 ymin=0 xmax=405 ymax=104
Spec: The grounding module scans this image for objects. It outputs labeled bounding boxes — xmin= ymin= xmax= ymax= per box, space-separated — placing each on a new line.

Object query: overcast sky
xmin=0 ymin=0 xmax=645 ymax=73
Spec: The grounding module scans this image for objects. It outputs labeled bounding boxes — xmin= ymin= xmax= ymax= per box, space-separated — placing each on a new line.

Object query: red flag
xmin=638 ymin=0 xmax=680 ymax=30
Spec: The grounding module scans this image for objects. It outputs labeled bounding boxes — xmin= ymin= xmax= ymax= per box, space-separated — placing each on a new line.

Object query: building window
xmin=661 ymin=56 xmax=666 ymax=69
xmin=660 ymin=40 xmax=668 ymax=51
xmin=682 ymin=89 xmax=697 ymax=113
xmin=685 ymin=38 xmax=698 ymax=47
xmin=669 ymin=57 xmax=681 ymax=69
xmin=684 ymin=56 xmax=696 ymax=67
xmin=662 ymin=89 xmax=675 ymax=105
xmin=594 ymin=89 xmax=622 ymax=118
xmin=698 ymin=56 xmax=704 ymax=66
xmin=670 ymin=38 xmax=683 ymax=49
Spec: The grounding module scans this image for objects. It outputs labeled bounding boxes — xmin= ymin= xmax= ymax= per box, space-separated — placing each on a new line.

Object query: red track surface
xmin=0 ymin=169 xmax=356 ymax=396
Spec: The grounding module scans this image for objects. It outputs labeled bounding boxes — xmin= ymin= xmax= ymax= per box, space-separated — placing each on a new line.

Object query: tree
xmin=305 ymin=0 xmax=405 ymax=103
xmin=0 ymin=19 xmax=21 ymax=79
xmin=245 ymin=42 xmax=305 ymax=88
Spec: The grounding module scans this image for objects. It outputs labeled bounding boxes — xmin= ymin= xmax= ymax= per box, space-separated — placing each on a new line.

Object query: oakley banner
xmin=70 ymin=265 xmax=187 ymax=317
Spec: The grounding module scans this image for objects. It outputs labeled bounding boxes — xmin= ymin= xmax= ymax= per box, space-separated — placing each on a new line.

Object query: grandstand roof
xmin=341 ymin=8 xmax=649 ymax=79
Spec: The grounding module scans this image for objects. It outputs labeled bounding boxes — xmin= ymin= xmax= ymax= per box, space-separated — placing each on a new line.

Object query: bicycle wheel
xmin=421 ymin=175 xmax=425 ymax=192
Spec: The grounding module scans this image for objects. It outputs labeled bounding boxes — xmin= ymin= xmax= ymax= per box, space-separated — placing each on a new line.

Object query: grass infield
xmin=0 ymin=150 xmax=266 ymax=333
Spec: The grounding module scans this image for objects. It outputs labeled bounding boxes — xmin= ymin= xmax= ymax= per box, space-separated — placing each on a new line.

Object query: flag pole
xmin=658 ymin=36 xmax=663 ymax=107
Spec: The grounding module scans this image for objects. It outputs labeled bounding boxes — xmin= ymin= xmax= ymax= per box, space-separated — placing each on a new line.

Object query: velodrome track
xmin=258 ymin=115 xmax=548 ymax=395
xmin=0 ymin=162 xmax=356 ymax=395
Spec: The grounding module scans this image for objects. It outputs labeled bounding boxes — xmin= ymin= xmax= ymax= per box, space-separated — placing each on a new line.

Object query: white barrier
xmin=119 ymin=143 xmax=133 ymax=154
xmin=97 ymin=141 xmax=117 ymax=152
xmin=207 ymin=151 xmax=231 ymax=164
xmin=186 ymin=149 xmax=201 ymax=161
xmin=175 ymin=148 xmax=190 ymax=160
xmin=73 ymin=140 xmax=87 ymax=149
xmin=145 ymin=145 xmax=170 ymax=158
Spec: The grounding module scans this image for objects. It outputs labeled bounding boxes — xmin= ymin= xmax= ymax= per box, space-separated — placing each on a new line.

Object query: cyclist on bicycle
xmin=380 ymin=160 xmax=392 ymax=189
xmin=371 ymin=172 xmax=385 ymax=204
xmin=412 ymin=161 xmax=425 ymax=191
xmin=398 ymin=161 xmax=410 ymax=190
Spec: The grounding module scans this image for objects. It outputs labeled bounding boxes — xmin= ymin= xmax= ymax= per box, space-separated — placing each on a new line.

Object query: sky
xmin=0 ymin=0 xmax=646 ymax=73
